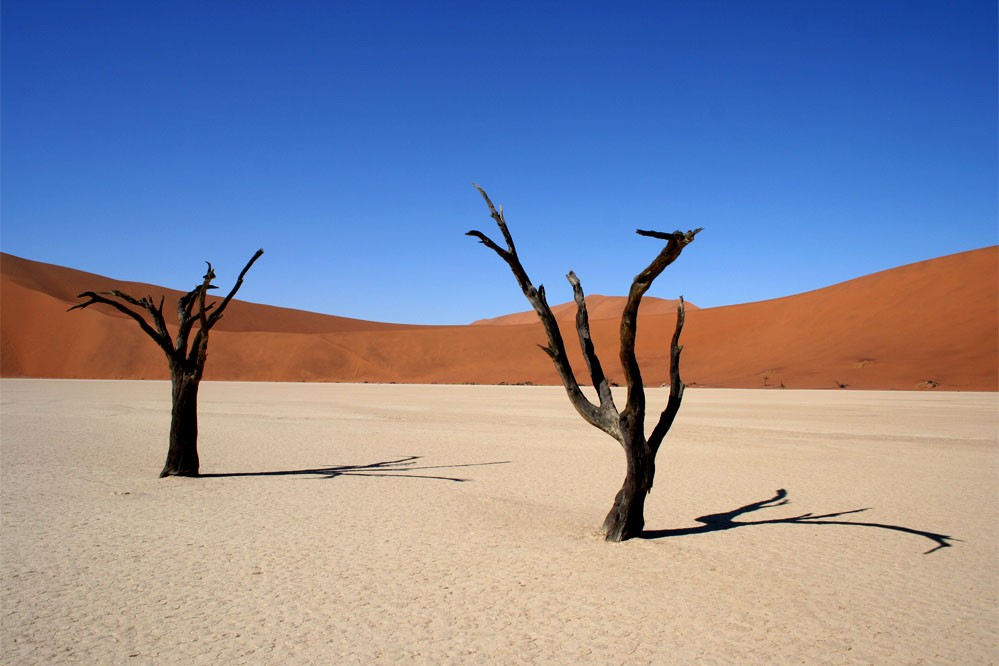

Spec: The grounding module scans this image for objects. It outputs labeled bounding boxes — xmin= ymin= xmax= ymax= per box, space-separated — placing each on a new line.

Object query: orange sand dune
xmin=472 ymin=294 xmax=695 ymax=326
xmin=1 ymin=247 xmax=996 ymax=389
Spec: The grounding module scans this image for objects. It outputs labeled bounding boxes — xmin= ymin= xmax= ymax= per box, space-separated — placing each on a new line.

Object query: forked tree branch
xmin=620 ymin=228 xmax=702 ymax=420
xmin=472 ymin=184 xmax=518 ymax=257
xmin=71 ymin=249 xmax=265 ymax=371
xmin=70 ymin=290 xmax=176 ymax=359
xmin=149 ymin=295 xmax=169 ymax=341
xmin=467 ymin=186 xmax=612 ymax=435
xmin=185 ymin=264 xmax=217 ymax=368
xmin=176 ymin=265 xmax=217 ymax=356
xmin=110 ymin=290 xmax=171 ymax=342
xmin=177 ymin=251 xmax=262 ymax=368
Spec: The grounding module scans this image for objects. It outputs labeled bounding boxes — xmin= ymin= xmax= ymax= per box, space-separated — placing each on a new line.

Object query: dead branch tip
xmin=635 ymin=228 xmax=705 ymax=243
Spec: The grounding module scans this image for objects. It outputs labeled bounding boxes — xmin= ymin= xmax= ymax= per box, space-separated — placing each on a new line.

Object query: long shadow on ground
xmin=199 ymin=455 xmax=510 ymax=483
xmin=642 ymin=489 xmax=957 ymax=554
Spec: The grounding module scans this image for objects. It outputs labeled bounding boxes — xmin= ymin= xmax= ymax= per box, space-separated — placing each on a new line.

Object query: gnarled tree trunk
xmin=162 ymin=370 xmax=202 ymax=477
xmin=468 ymin=185 xmax=699 ymax=541
xmin=602 ymin=421 xmax=655 ymax=541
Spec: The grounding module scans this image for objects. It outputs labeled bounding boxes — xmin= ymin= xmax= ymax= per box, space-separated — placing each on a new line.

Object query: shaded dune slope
xmin=2 ymin=247 xmax=996 ymax=390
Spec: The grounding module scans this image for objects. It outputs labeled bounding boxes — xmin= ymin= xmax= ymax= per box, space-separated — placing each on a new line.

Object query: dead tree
xmin=467 ymin=186 xmax=700 ymax=541
xmin=70 ymin=250 xmax=264 ymax=477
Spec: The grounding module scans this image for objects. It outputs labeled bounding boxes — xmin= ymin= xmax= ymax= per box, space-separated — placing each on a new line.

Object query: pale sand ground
xmin=1 ymin=380 xmax=996 ymax=665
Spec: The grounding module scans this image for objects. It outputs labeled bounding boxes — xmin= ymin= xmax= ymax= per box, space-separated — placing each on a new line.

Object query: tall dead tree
xmin=468 ymin=186 xmax=700 ymax=541
xmin=70 ymin=250 xmax=264 ymax=477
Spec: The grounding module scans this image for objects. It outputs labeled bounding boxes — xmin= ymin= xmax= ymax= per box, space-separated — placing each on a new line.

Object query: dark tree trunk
xmin=161 ymin=371 xmax=201 ymax=477
xmin=602 ymin=421 xmax=655 ymax=541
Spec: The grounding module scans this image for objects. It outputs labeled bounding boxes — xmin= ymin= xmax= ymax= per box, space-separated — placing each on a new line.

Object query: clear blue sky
xmin=3 ymin=1 xmax=996 ymax=324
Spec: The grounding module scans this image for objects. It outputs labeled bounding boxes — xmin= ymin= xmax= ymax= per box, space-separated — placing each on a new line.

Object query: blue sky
xmin=3 ymin=1 xmax=996 ymax=324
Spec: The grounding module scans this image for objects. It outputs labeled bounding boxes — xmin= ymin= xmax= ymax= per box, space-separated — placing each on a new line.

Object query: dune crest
xmin=471 ymin=294 xmax=695 ymax=326
xmin=1 ymin=247 xmax=996 ymax=390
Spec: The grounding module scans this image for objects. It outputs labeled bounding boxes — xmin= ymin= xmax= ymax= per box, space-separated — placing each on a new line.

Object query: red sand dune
xmin=2 ymin=247 xmax=996 ymax=390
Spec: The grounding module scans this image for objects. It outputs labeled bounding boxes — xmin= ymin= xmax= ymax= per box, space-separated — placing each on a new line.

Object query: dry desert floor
xmin=1 ymin=380 xmax=996 ymax=664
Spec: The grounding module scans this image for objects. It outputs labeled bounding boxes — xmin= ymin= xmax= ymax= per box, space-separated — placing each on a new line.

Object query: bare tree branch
xmin=101 ymin=289 xmax=147 ymax=308
xmin=473 ymin=183 xmax=517 ymax=256
xmin=636 ymin=228 xmax=704 ymax=243
xmin=181 ymin=265 xmax=216 ymax=369
xmin=620 ymin=228 xmax=702 ymax=420
xmin=205 ymin=249 xmax=263 ymax=329
xmin=567 ymin=271 xmax=616 ymax=414
xmin=175 ymin=271 xmax=215 ymax=361
xmin=146 ymin=295 xmax=170 ymax=341
xmin=467 ymin=188 xmax=609 ymax=432
xmin=648 ymin=297 xmax=686 ymax=458
xmin=465 ymin=230 xmax=509 ymax=258
xmin=69 ymin=291 xmax=175 ymax=359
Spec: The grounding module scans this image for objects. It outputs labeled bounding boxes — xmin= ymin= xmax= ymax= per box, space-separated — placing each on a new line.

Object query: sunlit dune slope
xmin=662 ymin=246 xmax=998 ymax=390
xmin=2 ymin=247 xmax=996 ymax=389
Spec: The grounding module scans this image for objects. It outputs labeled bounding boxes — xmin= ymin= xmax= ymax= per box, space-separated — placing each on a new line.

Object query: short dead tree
xmin=70 ymin=250 xmax=264 ymax=477
xmin=468 ymin=186 xmax=700 ymax=541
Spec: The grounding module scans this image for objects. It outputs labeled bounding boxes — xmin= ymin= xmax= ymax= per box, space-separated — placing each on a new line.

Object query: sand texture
xmin=2 ymin=246 xmax=997 ymax=390
xmin=2 ymin=380 xmax=996 ymax=664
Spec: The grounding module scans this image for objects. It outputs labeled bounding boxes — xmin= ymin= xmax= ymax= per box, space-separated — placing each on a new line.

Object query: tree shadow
xmin=642 ymin=489 xmax=958 ymax=554
xmin=199 ymin=455 xmax=510 ymax=483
